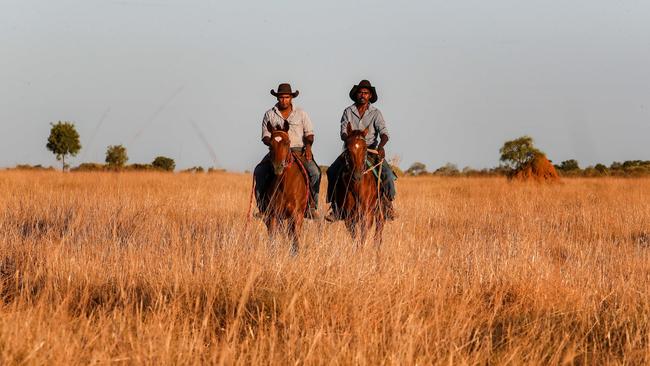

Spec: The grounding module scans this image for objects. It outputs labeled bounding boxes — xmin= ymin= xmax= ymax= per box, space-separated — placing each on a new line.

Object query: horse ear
xmin=266 ymin=121 xmax=274 ymax=134
xmin=283 ymin=119 xmax=290 ymax=132
xmin=346 ymin=122 xmax=353 ymax=136
xmin=362 ymin=127 xmax=369 ymax=137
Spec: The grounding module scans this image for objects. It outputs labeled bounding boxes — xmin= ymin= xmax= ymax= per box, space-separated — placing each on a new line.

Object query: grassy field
xmin=0 ymin=171 xmax=649 ymax=364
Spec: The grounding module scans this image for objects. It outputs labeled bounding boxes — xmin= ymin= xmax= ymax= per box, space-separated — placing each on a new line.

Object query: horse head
xmin=344 ymin=122 xmax=369 ymax=182
xmin=267 ymin=120 xmax=291 ymax=176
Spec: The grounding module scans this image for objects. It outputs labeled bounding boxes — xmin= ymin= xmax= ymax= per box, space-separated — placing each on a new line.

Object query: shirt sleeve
xmin=339 ymin=109 xmax=350 ymax=139
xmin=302 ymin=110 xmax=314 ymax=136
xmin=374 ymin=110 xmax=390 ymax=138
xmin=261 ymin=111 xmax=271 ymax=141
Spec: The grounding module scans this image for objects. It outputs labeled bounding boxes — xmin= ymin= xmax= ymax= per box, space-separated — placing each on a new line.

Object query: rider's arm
xmin=303 ymin=134 xmax=314 ymax=147
xmin=340 ymin=109 xmax=350 ymax=141
xmin=375 ymin=110 xmax=389 ymax=158
xmin=261 ymin=111 xmax=272 ymax=146
xmin=303 ymin=110 xmax=315 ymax=159
xmin=378 ymin=134 xmax=389 ymax=148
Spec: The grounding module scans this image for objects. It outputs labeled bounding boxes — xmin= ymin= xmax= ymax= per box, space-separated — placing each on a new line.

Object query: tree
xmin=557 ymin=159 xmax=580 ymax=171
xmin=434 ymin=163 xmax=460 ymax=176
xmin=499 ymin=135 xmax=542 ymax=170
xmin=594 ymin=163 xmax=608 ymax=174
xmin=405 ymin=162 xmax=427 ymax=176
xmin=152 ymin=156 xmax=175 ymax=171
xmin=105 ymin=145 xmax=128 ymax=169
xmin=46 ymin=121 xmax=81 ymax=171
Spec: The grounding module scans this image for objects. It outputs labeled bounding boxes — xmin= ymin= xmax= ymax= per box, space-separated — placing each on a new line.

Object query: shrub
xmin=151 ymin=156 xmax=175 ymax=172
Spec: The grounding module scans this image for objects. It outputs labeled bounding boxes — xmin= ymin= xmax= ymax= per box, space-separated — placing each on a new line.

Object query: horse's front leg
xmin=265 ymin=214 xmax=279 ymax=250
xmin=344 ymin=217 xmax=359 ymax=248
xmin=288 ymin=212 xmax=303 ymax=256
xmin=358 ymin=213 xmax=373 ymax=247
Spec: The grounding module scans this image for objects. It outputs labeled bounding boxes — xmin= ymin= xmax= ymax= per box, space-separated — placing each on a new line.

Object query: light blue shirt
xmin=339 ymin=104 xmax=389 ymax=148
xmin=261 ymin=104 xmax=314 ymax=148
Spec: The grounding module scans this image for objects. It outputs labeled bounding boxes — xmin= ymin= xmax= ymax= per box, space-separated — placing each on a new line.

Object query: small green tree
xmin=594 ymin=163 xmax=608 ymax=174
xmin=434 ymin=163 xmax=460 ymax=176
xmin=499 ymin=135 xmax=542 ymax=170
xmin=152 ymin=156 xmax=175 ymax=171
xmin=105 ymin=145 xmax=128 ymax=169
xmin=405 ymin=162 xmax=427 ymax=176
xmin=558 ymin=159 xmax=580 ymax=171
xmin=46 ymin=121 xmax=81 ymax=171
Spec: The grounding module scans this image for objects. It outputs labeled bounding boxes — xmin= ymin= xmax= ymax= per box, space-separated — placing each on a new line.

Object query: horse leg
xmin=288 ymin=214 xmax=303 ymax=256
xmin=358 ymin=215 xmax=372 ymax=247
xmin=345 ymin=218 xmax=359 ymax=249
xmin=265 ymin=215 xmax=279 ymax=251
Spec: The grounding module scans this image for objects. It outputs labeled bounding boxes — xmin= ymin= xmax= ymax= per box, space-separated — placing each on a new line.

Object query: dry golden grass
xmin=0 ymin=171 xmax=649 ymax=365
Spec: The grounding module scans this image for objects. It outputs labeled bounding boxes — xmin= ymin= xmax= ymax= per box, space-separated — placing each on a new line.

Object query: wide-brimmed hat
xmin=349 ymin=79 xmax=377 ymax=103
xmin=270 ymin=83 xmax=299 ymax=98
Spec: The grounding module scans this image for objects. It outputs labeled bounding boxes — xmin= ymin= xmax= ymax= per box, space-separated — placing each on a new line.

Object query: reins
xmin=342 ymin=145 xmax=385 ymax=220
xmin=246 ymin=142 xmax=311 ymax=226
xmin=363 ymin=149 xmax=383 ymax=175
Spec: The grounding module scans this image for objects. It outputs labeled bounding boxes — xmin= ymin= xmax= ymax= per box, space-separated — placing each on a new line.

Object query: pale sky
xmin=1 ymin=0 xmax=649 ymax=171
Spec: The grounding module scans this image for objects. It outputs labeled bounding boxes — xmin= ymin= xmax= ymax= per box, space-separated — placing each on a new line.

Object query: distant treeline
xmin=402 ymin=160 xmax=650 ymax=178
xmin=7 ymin=163 xmax=226 ymax=174
xmin=8 ymin=160 xmax=649 ymax=177
xmin=13 ymin=122 xmax=650 ymax=178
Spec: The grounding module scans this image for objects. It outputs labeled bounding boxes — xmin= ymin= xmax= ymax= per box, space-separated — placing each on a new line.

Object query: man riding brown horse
xmin=325 ymin=80 xmax=397 ymax=222
xmin=254 ymin=83 xmax=321 ymax=219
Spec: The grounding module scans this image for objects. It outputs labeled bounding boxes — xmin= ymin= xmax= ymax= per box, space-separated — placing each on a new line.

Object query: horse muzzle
xmin=273 ymin=163 xmax=285 ymax=176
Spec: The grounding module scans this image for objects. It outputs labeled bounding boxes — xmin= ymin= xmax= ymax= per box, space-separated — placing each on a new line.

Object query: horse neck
xmin=343 ymin=160 xmax=377 ymax=195
xmin=271 ymin=157 xmax=304 ymax=191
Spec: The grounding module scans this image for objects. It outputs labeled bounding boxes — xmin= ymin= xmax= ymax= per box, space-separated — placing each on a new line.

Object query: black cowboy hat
xmin=349 ymin=79 xmax=378 ymax=103
xmin=270 ymin=83 xmax=299 ymax=98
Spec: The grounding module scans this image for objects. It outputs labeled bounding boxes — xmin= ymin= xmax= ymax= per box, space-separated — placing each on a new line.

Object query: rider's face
xmin=276 ymin=95 xmax=292 ymax=109
xmin=356 ymin=88 xmax=372 ymax=105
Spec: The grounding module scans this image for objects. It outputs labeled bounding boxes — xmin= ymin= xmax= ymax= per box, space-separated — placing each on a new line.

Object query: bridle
xmin=344 ymin=135 xmax=368 ymax=181
xmin=270 ymin=130 xmax=294 ymax=173
xmin=266 ymin=129 xmax=309 ymax=218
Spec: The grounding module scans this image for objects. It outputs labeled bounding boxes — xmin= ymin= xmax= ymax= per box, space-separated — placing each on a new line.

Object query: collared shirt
xmin=261 ymin=104 xmax=314 ymax=148
xmin=340 ymin=104 xmax=389 ymax=148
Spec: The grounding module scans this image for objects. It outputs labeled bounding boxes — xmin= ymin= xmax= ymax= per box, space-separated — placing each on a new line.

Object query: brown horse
xmin=264 ymin=120 xmax=309 ymax=255
xmin=332 ymin=122 xmax=385 ymax=247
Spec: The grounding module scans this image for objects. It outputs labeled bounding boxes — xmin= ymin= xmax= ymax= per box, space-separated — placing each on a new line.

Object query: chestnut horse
xmin=264 ymin=120 xmax=309 ymax=255
xmin=332 ymin=122 xmax=385 ymax=247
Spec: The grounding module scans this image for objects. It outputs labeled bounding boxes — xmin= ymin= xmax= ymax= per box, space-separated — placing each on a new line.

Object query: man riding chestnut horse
xmin=254 ymin=83 xmax=322 ymax=220
xmin=325 ymin=79 xmax=397 ymax=222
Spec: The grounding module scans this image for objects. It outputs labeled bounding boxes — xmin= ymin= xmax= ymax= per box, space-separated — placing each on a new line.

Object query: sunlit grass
xmin=0 ymin=171 xmax=649 ymax=364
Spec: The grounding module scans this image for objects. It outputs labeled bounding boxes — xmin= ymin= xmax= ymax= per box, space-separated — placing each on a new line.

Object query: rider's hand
xmin=377 ymin=147 xmax=386 ymax=159
xmin=304 ymin=145 xmax=313 ymax=161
